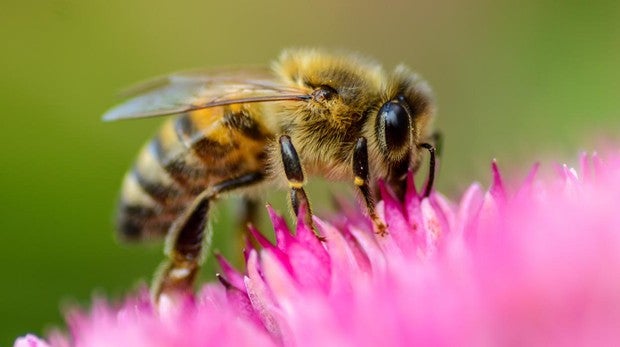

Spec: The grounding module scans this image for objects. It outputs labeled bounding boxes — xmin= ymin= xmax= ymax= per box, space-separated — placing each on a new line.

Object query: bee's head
xmin=375 ymin=66 xmax=434 ymax=164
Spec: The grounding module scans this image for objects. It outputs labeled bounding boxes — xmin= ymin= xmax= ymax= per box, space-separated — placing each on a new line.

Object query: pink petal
xmin=379 ymin=180 xmax=415 ymax=253
xmin=420 ymin=198 xmax=444 ymax=256
xmin=266 ymin=205 xmax=295 ymax=251
xmin=490 ymin=159 xmax=506 ymax=203
xmin=244 ymin=250 xmax=282 ymax=342
xmin=215 ymin=253 xmax=246 ymax=292
xmin=455 ymin=183 xmax=484 ymax=242
xmin=372 ymin=199 xmax=405 ymax=257
xmin=314 ymin=217 xmax=367 ymax=297
xmin=13 ymin=335 xmax=50 ymax=347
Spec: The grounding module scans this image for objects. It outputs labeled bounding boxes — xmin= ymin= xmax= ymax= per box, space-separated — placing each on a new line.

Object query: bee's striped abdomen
xmin=116 ymin=105 xmax=273 ymax=241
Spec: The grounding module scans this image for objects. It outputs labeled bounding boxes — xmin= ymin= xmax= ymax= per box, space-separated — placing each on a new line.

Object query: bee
xmin=104 ymin=49 xmax=437 ymax=302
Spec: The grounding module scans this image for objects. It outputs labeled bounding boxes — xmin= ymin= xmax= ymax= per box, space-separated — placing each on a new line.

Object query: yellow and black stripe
xmin=116 ymin=105 xmax=274 ymax=241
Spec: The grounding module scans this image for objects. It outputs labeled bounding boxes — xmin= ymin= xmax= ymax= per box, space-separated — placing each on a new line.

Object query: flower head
xmin=16 ymin=152 xmax=620 ymax=346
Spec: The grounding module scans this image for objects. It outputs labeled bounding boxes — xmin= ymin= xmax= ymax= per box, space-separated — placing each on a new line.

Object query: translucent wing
xmin=102 ymin=67 xmax=310 ymax=121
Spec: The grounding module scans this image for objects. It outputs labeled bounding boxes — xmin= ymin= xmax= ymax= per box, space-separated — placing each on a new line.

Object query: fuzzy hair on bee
xmin=269 ymin=50 xmax=434 ymax=182
xmin=103 ymin=48 xmax=437 ymax=302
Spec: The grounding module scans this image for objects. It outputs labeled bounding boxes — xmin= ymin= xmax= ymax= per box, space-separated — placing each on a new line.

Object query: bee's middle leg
xmin=353 ymin=137 xmax=387 ymax=236
xmin=152 ymin=172 xmax=264 ymax=304
xmin=279 ymin=135 xmax=314 ymax=230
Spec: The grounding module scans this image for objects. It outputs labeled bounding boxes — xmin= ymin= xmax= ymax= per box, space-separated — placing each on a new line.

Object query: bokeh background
xmin=2 ymin=0 xmax=619 ymax=344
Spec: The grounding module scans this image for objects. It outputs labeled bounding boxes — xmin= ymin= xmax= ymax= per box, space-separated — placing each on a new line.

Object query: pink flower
xmin=16 ymin=152 xmax=620 ymax=346
xmin=14 ymin=335 xmax=50 ymax=347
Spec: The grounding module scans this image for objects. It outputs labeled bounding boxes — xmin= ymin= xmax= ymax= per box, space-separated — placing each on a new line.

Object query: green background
xmin=1 ymin=0 xmax=619 ymax=344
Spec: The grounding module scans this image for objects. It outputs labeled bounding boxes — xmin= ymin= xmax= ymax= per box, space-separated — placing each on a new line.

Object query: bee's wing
xmin=102 ymin=67 xmax=310 ymax=121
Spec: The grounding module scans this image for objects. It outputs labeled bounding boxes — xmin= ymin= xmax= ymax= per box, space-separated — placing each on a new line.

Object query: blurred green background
xmin=1 ymin=0 xmax=619 ymax=344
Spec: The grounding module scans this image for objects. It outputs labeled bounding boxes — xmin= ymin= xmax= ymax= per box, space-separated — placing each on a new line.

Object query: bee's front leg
xmin=353 ymin=137 xmax=387 ymax=236
xmin=152 ymin=172 xmax=263 ymax=305
xmin=418 ymin=130 xmax=442 ymax=198
xmin=278 ymin=135 xmax=315 ymax=231
xmin=418 ymin=142 xmax=437 ymax=198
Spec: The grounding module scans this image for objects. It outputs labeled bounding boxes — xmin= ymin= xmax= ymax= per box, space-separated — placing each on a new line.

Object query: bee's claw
xmin=372 ymin=219 xmax=388 ymax=237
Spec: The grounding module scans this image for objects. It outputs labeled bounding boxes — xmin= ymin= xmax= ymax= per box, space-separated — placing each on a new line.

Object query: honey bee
xmin=104 ymin=49 xmax=437 ymax=302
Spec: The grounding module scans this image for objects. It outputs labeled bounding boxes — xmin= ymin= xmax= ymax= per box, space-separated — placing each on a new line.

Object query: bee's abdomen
xmin=116 ymin=107 xmax=271 ymax=241
xmin=116 ymin=135 xmax=196 ymax=241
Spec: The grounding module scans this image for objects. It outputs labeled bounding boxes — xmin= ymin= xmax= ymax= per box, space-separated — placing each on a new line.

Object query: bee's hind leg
xmin=353 ymin=137 xmax=387 ymax=236
xmin=152 ymin=172 xmax=264 ymax=304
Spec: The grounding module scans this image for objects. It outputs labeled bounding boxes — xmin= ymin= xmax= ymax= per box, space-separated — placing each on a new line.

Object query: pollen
xmin=353 ymin=176 xmax=365 ymax=186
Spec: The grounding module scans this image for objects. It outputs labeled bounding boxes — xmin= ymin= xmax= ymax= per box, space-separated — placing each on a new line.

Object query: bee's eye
xmin=376 ymin=100 xmax=411 ymax=153
xmin=311 ymin=85 xmax=337 ymax=102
